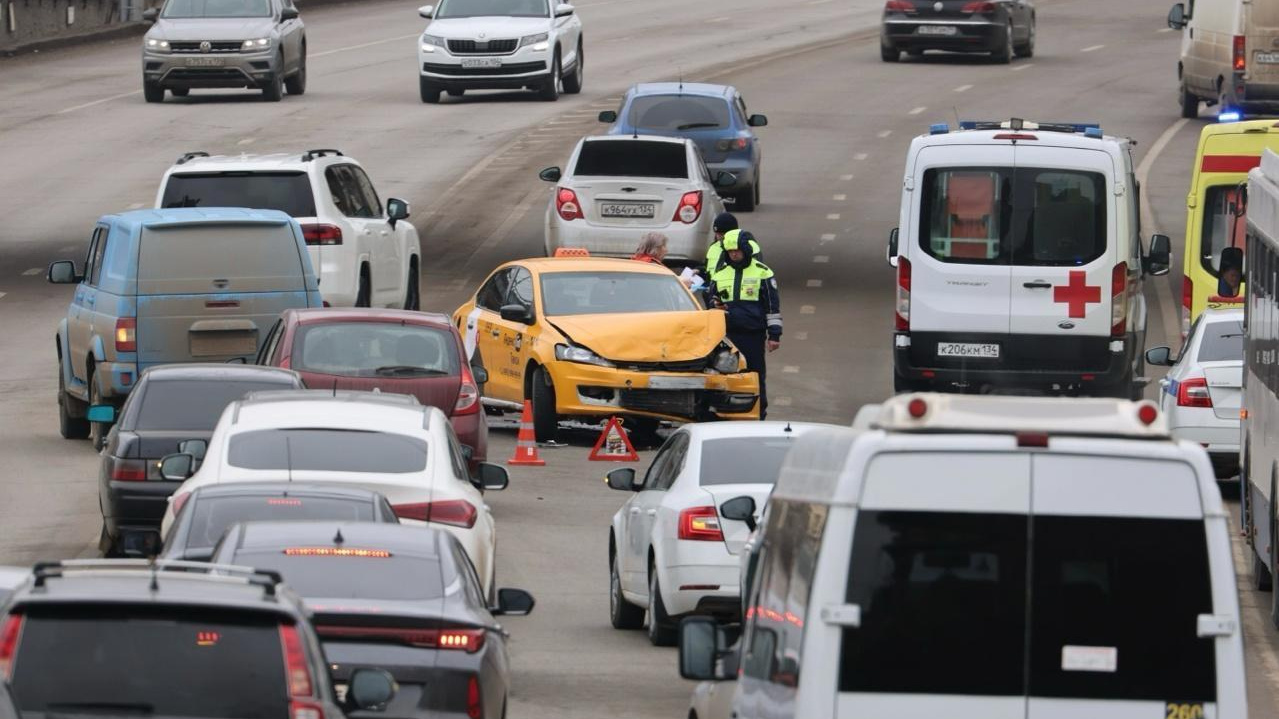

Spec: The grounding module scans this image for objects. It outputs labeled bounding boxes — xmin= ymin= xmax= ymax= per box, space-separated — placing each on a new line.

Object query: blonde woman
xmin=631 ymin=232 xmax=669 ymax=264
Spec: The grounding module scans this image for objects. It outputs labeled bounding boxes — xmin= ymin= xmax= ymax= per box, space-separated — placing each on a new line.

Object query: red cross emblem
xmin=1053 ymin=271 xmax=1102 ymax=318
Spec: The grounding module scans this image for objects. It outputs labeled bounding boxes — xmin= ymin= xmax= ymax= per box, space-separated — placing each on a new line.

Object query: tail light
xmin=1177 ymin=377 xmax=1213 ymax=408
xmin=279 ymin=625 xmax=323 ymax=719
xmin=0 ymin=613 xmax=24 ymax=679
xmin=678 ymin=506 xmax=724 ymax=541
xmin=1234 ymin=35 xmax=1246 ymax=72
xmin=1111 ymin=262 xmax=1129 ymax=337
xmin=115 ymin=318 xmax=137 ymax=353
xmin=895 ymin=257 xmax=912 ymax=331
xmin=301 ymin=223 xmax=343 ymax=246
xmin=454 ymin=364 xmax=480 ymax=415
xmin=315 ymin=625 xmax=485 ymax=653
xmin=962 ymin=1 xmax=997 ymax=12
xmin=715 ymin=138 xmax=750 ymax=152
xmin=172 ymin=491 xmax=191 ymax=517
xmin=1182 ymin=275 xmax=1193 ymax=338
xmin=467 ymin=675 xmax=482 ymax=719
xmin=673 ymin=190 xmax=703 ymax=224
xmin=108 ymin=457 xmax=148 ymax=482
xmin=556 ymin=188 xmax=584 ymax=221
xmin=885 ymin=0 xmax=915 ymax=11
xmin=393 ymin=500 xmax=478 ymax=528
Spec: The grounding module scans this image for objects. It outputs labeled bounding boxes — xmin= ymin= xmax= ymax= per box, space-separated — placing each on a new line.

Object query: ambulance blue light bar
xmin=1219 ymin=110 xmax=1242 ymax=123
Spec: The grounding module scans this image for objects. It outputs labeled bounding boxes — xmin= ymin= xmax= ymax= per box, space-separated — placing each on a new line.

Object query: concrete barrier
xmin=0 ymin=0 xmax=163 ymax=55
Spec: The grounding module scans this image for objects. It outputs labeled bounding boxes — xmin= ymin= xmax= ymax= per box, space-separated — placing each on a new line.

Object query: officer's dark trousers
xmin=728 ymin=330 xmax=768 ymax=419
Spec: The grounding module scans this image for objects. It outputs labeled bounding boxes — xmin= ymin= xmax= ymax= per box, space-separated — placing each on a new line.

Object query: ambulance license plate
xmin=1257 ymin=52 xmax=1279 ymax=64
xmin=937 ymin=342 xmax=1000 ymax=359
xmin=918 ymin=25 xmax=958 ymax=36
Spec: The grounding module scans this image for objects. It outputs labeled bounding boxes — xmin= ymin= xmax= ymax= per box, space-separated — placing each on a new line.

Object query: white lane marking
xmin=833 ymin=194 xmax=847 ymax=201
xmin=877 ymin=130 xmax=892 ymax=138
xmin=839 ymin=174 xmax=854 ymax=181
xmin=908 ymin=106 xmax=926 ymax=115
xmin=237 ymin=137 xmax=256 ymax=145
xmin=55 ymin=90 xmax=141 ymax=116
xmin=806 ymin=0 xmax=836 ymax=4
xmin=708 ymin=16 xmax=730 ymax=23
xmin=0 ymin=292 xmax=6 ymax=300
xmin=806 ymin=279 xmax=823 ymax=288
xmin=1012 ymin=63 xmax=1034 ymax=71
xmin=813 ymin=256 xmax=829 ymax=264
xmin=311 ymin=33 xmax=419 ymax=59
xmin=795 ymin=332 xmax=809 ymax=340
xmin=1135 ymin=117 xmax=1191 ymax=343
xmin=954 ymin=84 xmax=973 ymax=93
xmin=800 ymin=305 xmax=816 ymax=314
xmin=783 ymin=365 xmax=800 ymax=373
xmin=773 ymin=397 xmax=793 ymax=407
xmin=1158 ymin=27 xmax=1175 ymax=33
xmin=820 ymin=233 xmax=836 ymax=242
xmin=826 ymin=214 xmax=841 ymax=220
xmin=1080 ymin=44 xmax=1105 ymax=53
xmin=22 ymin=268 xmax=41 ymax=276
xmin=127 ymin=202 xmax=144 ymax=210
xmin=854 ymin=153 xmax=868 ymax=161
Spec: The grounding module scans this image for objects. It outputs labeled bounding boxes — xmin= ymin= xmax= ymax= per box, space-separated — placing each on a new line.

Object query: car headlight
xmin=555 ymin=344 xmax=614 ymax=368
xmin=711 ymin=346 xmax=740 ymax=374
xmin=520 ymin=32 xmax=549 ymax=51
xmin=421 ymin=34 xmax=445 ymax=52
xmin=145 ymin=38 xmax=170 ymax=51
xmin=241 ymin=38 xmax=271 ymax=51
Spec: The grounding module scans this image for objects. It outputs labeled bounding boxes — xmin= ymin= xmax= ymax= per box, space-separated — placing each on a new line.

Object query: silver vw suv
xmin=141 ymin=0 xmax=307 ymax=103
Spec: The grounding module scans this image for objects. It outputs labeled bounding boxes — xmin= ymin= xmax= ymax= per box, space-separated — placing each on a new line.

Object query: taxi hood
xmin=548 ymin=311 xmax=726 ymax=362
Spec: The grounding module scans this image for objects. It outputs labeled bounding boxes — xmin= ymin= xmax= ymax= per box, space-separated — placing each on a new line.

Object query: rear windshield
xmin=11 ymin=605 xmax=287 ymax=719
xmin=698 ymin=437 xmax=796 ymax=486
xmin=186 ymin=495 xmax=378 ymax=550
xmin=627 ymin=95 xmax=732 ymax=132
xmin=133 ymin=379 xmax=296 ymax=431
xmin=227 ymin=429 xmax=428 ymax=473
xmin=838 ymin=511 xmax=1215 ymax=702
xmin=540 ymin=271 xmax=699 ymax=315
xmin=294 ymin=323 xmax=460 ymax=378
xmin=919 ymin=167 xmax=1107 ymax=266
xmin=573 ymin=141 xmax=688 ymax=179
xmin=161 ymin=172 xmax=317 ymax=217
xmin=1197 ymin=319 xmax=1245 ymax=362
xmin=161 ymin=0 xmax=271 ymax=18
xmin=137 ymin=224 xmax=303 ymax=288
xmin=230 ymin=551 xmax=446 ymax=600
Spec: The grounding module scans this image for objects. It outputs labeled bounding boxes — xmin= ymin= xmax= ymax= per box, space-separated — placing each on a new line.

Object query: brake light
xmin=1177 ymin=377 xmax=1213 ymax=408
xmin=467 ymin=675 xmax=482 ymax=719
xmin=314 ymin=625 xmax=485 ymax=653
xmin=279 ymin=625 xmax=323 ymax=719
xmin=455 ymin=364 xmax=480 ymax=415
xmin=1182 ymin=275 xmax=1193 ymax=338
xmin=1111 ymin=262 xmax=1129 ymax=337
xmin=885 ymin=0 xmax=915 ymax=11
xmin=109 ymin=457 xmax=148 ymax=482
xmin=715 ymin=138 xmax=750 ymax=152
xmin=1234 ymin=35 xmax=1246 ymax=72
xmin=115 ymin=317 xmax=136 ymax=353
xmin=678 ymin=506 xmax=723 ymax=541
xmin=895 ymin=257 xmax=911 ymax=331
xmin=301 ymin=223 xmax=343 ymax=246
xmin=393 ymin=500 xmax=478 ymax=528
xmin=556 ymin=188 xmax=584 ymax=221
xmin=172 ymin=491 xmax=191 ymax=517
xmin=283 ymin=547 xmax=392 ymax=558
xmin=673 ymin=190 xmax=703 ymax=224
xmin=0 ymin=614 xmax=24 ymax=680
xmin=962 ymin=1 xmax=997 ymax=12
xmin=993 ymin=133 xmax=1039 ymax=141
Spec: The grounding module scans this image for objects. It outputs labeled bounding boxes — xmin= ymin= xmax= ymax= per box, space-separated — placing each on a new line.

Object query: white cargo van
xmin=888 ymin=119 xmax=1171 ymax=398
xmin=1169 ymin=0 xmax=1279 ymax=118
xmin=679 ymin=393 xmax=1247 ymax=719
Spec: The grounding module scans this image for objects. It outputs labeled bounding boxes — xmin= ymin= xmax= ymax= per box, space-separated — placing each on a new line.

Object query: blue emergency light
xmin=929 ymin=123 xmax=949 ymax=135
xmin=959 ymin=120 xmax=1102 ymax=135
xmin=1219 ymin=110 xmax=1242 ymax=123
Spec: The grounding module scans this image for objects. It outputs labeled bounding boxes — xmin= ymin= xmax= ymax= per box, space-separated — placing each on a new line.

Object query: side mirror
xmin=605 ymin=467 xmax=638 ymax=491
xmin=679 ymin=617 xmax=728 ymax=681
xmin=499 ymin=304 xmax=533 ymax=324
xmin=1145 ymin=346 xmax=1174 ymax=367
xmin=142 ymin=7 xmax=159 ymax=22
xmin=554 ymin=3 xmax=575 ymax=17
xmin=477 ymin=462 xmax=509 ymax=491
xmin=47 ymin=260 xmax=81 ymax=285
xmin=159 ymin=453 xmax=196 ymax=481
xmin=387 ymin=197 xmax=410 ymax=230
xmin=747 ymin=114 xmax=768 ymax=127
xmin=470 ymin=364 xmax=489 ymax=384
xmin=345 ymin=668 xmax=397 ymax=713
xmin=887 ymin=227 xmax=900 ymax=268
xmin=719 ymin=495 xmax=757 ymax=532
xmin=493 ymin=587 xmax=536 ymax=616
xmin=177 ymin=439 xmax=208 ymax=462
xmin=714 ymin=171 xmax=738 ymax=189
xmin=1167 ymin=3 xmax=1186 ymax=30
xmin=418 ymin=4 xmax=434 ymax=18
xmin=86 ymin=404 xmax=116 ymax=424
xmin=1145 ymin=234 xmax=1171 ymax=276
xmin=598 ymin=110 xmax=618 ymax=123
xmin=539 ymin=166 xmax=562 ymax=183
xmin=280 ymin=6 xmax=299 ymax=20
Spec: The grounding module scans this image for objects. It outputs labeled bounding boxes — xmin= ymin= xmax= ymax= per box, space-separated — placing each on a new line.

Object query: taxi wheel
xmin=539 ymin=52 xmax=561 ymax=101
xmin=262 ymin=65 xmax=284 ymax=102
xmin=647 ymin=567 xmax=677 ymax=646
xmin=531 ymin=366 xmax=559 ymax=442
xmin=736 ymin=184 xmax=756 ymax=212
xmin=610 ymin=551 xmax=644 ymax=630
xmin=403 ymin=260 xmax=420 ymax=311
xmin=58 ymin=362 xmax=90 ymax=440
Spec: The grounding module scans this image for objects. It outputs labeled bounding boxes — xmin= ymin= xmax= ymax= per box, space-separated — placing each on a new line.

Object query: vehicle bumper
xmin=418 ymin=43 xmax=554 ymax=89
xmin=95 ymin=359 xmax=140 ymax=400
xmin=546 ymin=219 xmax=712 ymax=262
xmin=143 ymin=51 xmax=278 ymax=89
xmin=661 ymin=562 xmax=743 ymax=618
xmin=326 ymin=641 xmax=492 ymax=719
xmin=101 ymin=478 xmax=179 ymax=555
xmin=308 ymin=247 xmax=360 ymax=307
xmin=706 ymin=158 xmax=756 ymax=193
xmin=546 ymin=361 xmax=760 ymax=423
xmin=1234 ymin=81 xmax=1279 ymax=113
xmin=881 ymin=19 xmax=1005 ymax=52
xmin=893 ymin=331 xmax=1135 ymax=393
xmin=1169 ymin=421 xmax=1240 ymax=477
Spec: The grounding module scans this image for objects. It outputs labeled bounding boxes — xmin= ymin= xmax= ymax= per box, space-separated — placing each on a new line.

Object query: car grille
xmin=613 ymin=357 xmax=710 ymax=373
xmin=619 ymin=390 xmax=699 ymax=417
xmin=448 ymin=38 xmax=518 ymax=54
xmin=170 ymin=41 xmax=244 ymax=54
xmin=422 ymin=61 xmax=546 ymax=76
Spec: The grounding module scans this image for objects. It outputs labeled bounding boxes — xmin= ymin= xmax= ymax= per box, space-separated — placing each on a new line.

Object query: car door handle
xmin=1023 ymin=281 xmax=1052 ymax=289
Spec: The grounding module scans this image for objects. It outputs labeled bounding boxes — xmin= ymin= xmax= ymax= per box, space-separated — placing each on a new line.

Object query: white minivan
xmin=889 ymin=119 xmax=1171 ymax=398
xmin=1169 ymin=0 xmax=1279 ymax=118
xmin=679 ymin=393 xmax=1247 ymax=719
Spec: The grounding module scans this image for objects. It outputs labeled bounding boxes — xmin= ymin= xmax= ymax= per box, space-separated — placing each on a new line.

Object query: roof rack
xmin=955 ymin=118 xmax=1103 ymax=137
xmin=30 ymin=559 xmax=284 ymax=596
xmin=301 ymin=149 xmax=344 ymax=162
xmin=175 ymin=151 xmax=210 ymax=165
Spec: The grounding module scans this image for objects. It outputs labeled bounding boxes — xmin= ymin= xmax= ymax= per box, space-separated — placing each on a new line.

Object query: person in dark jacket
xmin=707 ymin=229 xmax=781 ymax=418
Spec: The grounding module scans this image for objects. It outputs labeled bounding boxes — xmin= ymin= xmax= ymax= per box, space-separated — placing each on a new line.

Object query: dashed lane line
xmin=127 ymin=202 xmax=144 ymax=210
xmin=800 ymin=304 xmax=817 ymax=313
xmin=854 ymin=153 xmax=869 ymax=161
xmin=237 ymin=137 xmax=256 ymax=145
xmin=807 ymin=279 xmax=823 ymax=288
xmin=22 ymin=268 xmax=41 ymax=276
xmin=1080 ymin=44 xmax=1105 ymax=53
xmin=55 ymin=90 xmax=141 ymax=116
xmin=1135 ymin=117 xmax=1191 ymax=343
xmin=820 ymin=233 xmax=836 ymax=242
xmin=783 ymin=366 xmax=800 ymax=373
xmin=833 ymin=194 xmax=847 ymax=201
xmin=708 ymin=16 xmax=730 ymax=23
xmin=310 ymin=33 xmax=420 ymax=59
xmin=795 ymin=332 xmax=809 ymax=341
xmin=826 ymin=214 xmax=841 ymax=220
xmin=954 ymin=84 xmax=973 ymax=93
xmin=908 ymin=106 xmax=926 ymax=115
xmin=813 ymin=256 xmax=829 ymax=264
xmin=877 ymin=130 xmax=892 ymax=138
xmin=839 ymin=174 xmax=854 ymax=181
xmin=1013 ymin=63 xmax=1034 ymax=71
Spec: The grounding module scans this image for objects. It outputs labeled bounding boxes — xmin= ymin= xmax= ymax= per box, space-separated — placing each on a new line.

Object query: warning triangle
xmin=589 ymin=416 xmax=640 ymax=462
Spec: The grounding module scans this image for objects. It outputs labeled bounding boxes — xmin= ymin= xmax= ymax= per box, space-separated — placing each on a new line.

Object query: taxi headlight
xmin=241 ymin=38 xmax=271 ymax=51
xmin=555 ymin=343 xmax=615 ymax=368
xmin=146 ymin=38 xmax=170 ymax=51
xmin=421 ymin=34 xmax=445 ymax=52
xmin=711 ymin=347 xmax=740 ymax=374
xmin=520 ymin=32 xmax=549 ymax=50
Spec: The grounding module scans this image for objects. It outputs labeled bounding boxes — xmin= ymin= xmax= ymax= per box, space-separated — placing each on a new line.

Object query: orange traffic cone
xmin=507 ymin=400 xmax=546 ymax=466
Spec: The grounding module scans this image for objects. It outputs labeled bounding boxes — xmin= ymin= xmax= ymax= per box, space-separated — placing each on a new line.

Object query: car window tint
xmin=293 ymin=322 xmax=460 ymax=377
xmin=161 ymin=0 xmax=272 ymax=18
xmin=1197 ymin=320 xmax=1244 ymax=362
xmin=540 ymin=271 xmax=699 ymax=315
xmin=136 ymin=224 xmax=304 ymax=292
xmin=653 ymin=433 xmax=688 ymax=491
xmin=324 ymin=167 xmax=354 ymax=216
xmin=232 ymin=551 xmax=445 ymax=600
xmin=348 ymin=166 xmax=384 ymax=217
xmin=838 ymin=511 xmax=1028 ymax=695
xmin=446 ymin=426 xmax=470 ymax=480
xmin=337 ymin=166 xmax=376 ymax=218
xmin=573 ymin=140 xmax=689 ymax=179
xmin=509 ymin=267 xmax=535 ymax=309
xmin=227 ymin=429 xmax=428 ymax=473
xmin=133 ymin=379 xmax=296 ymax=431
xmin=186 ymin=495 xmax=376 ymax=549
xmin=161 ymin=172 xmax=317 ymax=217
xmin=641 ymin=433 xmax=680 ymax=490
xmin=11 ymin=605 xmax=287 ymax=719
xmin=1028 ymin=516 xmax=1216 ymax=701
xmin=435 ymin=0 xmax=548 ymax=18
xmin=88 ymin=225 xmax=110 ymax=286
xmin=451 ymin=541 xmax=486 ymax=607
xmin=101 ymin=223 xmax=132 ymax=286
xmin=627 ymin=95 xmax=732 ymax=132
xmin=82 ymin=227 xmax=102 ymax=281
xmin=698 ymin=437 xmax=795 ymax=486
xmin=477 ymin=269 xmax=513 ymax=312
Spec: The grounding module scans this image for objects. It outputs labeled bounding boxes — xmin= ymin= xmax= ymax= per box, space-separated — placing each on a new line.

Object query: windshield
xmin=573 ymin=141 xmax=689 ymax=179
xmin=133 ymin=379 xmax=295 ymax=431
xmin=435 ymin=0 xmax=548 ymax=18
xmin=699 ymin=437 xmax=796 ymax=485
xmin=540 ymin=271 xmax=700 ymax=316
xmin=626 ymin=95 xmax=732 ymax=131
xmin=1198 ymin=319 xmax=1245 ymax=362
xmin=161 ymin=0 xmax=272 ymax=19
xmin=227 ymin=429 xmax=428 ymax=473
xmin=186 ymin=495 xmax=379 ymax=550
xmin=294 ymin=322 xmax=460 ymax=377
xmin=231 ymin=551 xmax=447 ymax=600
xmin=161 ymin=172 xmax=317 ymax=217
xmin=1199 ymin=184 xmax=1247 ymax=277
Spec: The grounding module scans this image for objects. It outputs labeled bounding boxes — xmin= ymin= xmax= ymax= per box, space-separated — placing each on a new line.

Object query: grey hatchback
xmin=141 ymin=0 xmax=307 ymax=103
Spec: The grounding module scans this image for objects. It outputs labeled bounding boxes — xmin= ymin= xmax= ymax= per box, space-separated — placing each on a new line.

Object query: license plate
xmin=185 ymin=57 xmax=225 ymax=67
xmin=937 ymin=342 xmax=1000 ymax=359
xmin=460 ymin=57 xmax=502 ymax=69
xmin=600 ymin=203 xmax=656 ymax=218
xmin=1257 ymin=52 xmax=1279 ymax=64
xmin=648 ymin=376 xmax=708 ymax=390
xmin=918 ymin=25 xmax=958 ymax=36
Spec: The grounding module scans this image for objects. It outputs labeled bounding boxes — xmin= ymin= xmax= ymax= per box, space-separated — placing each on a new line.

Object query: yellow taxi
xmin=453 ymin=257 xmax=760 ymax=441
xmin=1181 ymin=119 xmax=1279 ymax=334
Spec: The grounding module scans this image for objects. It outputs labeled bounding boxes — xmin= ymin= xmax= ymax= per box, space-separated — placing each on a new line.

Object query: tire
xmin=143 ymin=82 xmax=165 ymax=103
xmin=1014 ymin=20 xmax=1035 ymax=57
xmin=753 ymin=176 xmax=761 ymax=208
xmin=610 ymin=551 xmax=644 ymax=630
xmin=1180 ymin=80 xmax=1199 ymax=119
xmin=403 ymin=260 xmax=420 ymax=311
xmin=285 ymin=50 xmax=307 ymax=96
xmin=880 ymin=43 xmax=900 ymax=62
xmin=539 ymin=51 xmax=561 ymax=101
xmin=647 ymin=566 xmax=677 ymax=646
xmin=530 ymin=366 xmax=559 ymax=443
xmin=991 ymin=23 xmax=1013 ymax=64
xmin=420 ymin=77 xmax=442 ymax=104
xmin=627 ymin=417 xmax=661 ymax=448
xmin=562 ymin=41 xmax=584 ymax=94
xmin=447 ymin=88 xmax=465 ymax=97
xmin=735 ymin=184 xmax=757 ymax=212
xmin=1253 ymin=548 xmax=1273 ymax=592
xmin=355 ymin=269 xmax=371 ymax=308
xmin=58 ymin=360 xmax=90 ymax=440
xmin=169 ymin=87 xmax=190 ymax=97
xmin=88 ymin=369 xmax=108 ymax=452
xmin=262 ymin=68 xmax=284 ymax=102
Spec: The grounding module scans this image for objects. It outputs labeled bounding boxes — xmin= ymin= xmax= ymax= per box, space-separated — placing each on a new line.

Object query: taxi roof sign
xmin=874 ymin=393 xmax=1169 ymax=439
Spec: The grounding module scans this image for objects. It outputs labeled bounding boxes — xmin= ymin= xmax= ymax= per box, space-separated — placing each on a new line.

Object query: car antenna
xmin=784 ymin=422 xmax=792 ymax=433
xmin=333 ymin=527 xmax=345 ymax=545
xmin=285 ymin=436 xmax=294 ymax=484
xmin=630 ymin=93 xmax=639 ymax=139
xmin=149 ymin=560 xmax=160 ymax=593
xmin=333 ymin=378 xmax=338 ymax=397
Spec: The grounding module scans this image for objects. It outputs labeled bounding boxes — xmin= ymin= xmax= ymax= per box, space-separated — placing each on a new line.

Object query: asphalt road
xmin=1 ymin=0 xmax=1278 ymax=716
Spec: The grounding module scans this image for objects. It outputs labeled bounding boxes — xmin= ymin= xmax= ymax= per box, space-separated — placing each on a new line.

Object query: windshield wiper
xmin=374 ymin=365 xmax=450 ymax=376
xmin=45 ymin=702 xmax=155 ymax=715
xmin=676 ymin=122 xmax=721 ymax=130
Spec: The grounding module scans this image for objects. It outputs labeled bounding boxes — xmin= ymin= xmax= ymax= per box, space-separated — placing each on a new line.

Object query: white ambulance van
xmin=679 ymin=393 xmax=1246 ymax=719
xmin=888 ymin=119 xmax=1171 ymax=398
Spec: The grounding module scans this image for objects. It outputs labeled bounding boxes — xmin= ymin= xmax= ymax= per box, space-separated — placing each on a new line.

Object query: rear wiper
xmin=676 ymin=123 xmax=720 ymax=130
xmin=374 ymin=365 xmax=450 ymax=376
xmin=45 ymin=702 xmax=155 ymax=715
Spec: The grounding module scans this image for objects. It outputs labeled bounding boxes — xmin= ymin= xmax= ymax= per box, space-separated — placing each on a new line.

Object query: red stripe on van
xmin=1201 ymin=155 xmax=1261 ymax=173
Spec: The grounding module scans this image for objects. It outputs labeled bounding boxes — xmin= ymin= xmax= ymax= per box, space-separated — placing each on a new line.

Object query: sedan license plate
xmin=918 ymin=25 xmax=958 ymax=36
xmin=648 ymin=376 xmax=708 ymax=390
xmin=460 ymin=57 xmax=502 ymax=69
xmin=1257 ymin=52 xmax=1279 ymax=64
xmin=185 ymin=57 xmax=225 ymax=67
xmin=937 ymin=342 xmax=1000 ymax=359
xmin=600 ymin=203 xmax=656 ymax=219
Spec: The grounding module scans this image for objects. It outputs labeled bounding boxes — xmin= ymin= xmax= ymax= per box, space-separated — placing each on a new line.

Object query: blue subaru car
xmin=600 ymin=82 xmax=768 ymax=211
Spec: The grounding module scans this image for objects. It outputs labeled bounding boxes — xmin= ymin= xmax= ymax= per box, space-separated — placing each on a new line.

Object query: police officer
xmin=708 ymin=229 xmax=781 ymax=419
xmin=706 ymin=212 xmax=762 ymax=273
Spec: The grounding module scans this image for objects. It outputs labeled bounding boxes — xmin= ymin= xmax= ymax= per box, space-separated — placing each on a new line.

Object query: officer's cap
xmin=713 ymin=212 xmax=738 ymax=234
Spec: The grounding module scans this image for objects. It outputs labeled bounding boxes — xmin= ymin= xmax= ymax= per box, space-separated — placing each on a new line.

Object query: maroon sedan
xmin=256 ymin=308 xmax=488 ymax=470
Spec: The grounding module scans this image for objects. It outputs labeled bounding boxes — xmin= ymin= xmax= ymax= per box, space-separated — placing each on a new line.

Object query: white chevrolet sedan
xmin=539 ymin=135 xmax=735 ymax=262
xmin=1147 ymin=308 xmax=1244 ymax=481
xmin=605 ymin=421 xmax=830 ymax=646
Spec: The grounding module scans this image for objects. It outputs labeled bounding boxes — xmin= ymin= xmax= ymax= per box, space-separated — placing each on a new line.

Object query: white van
xmin=1169 ymin=0 xmax=1279 ymax=118
xmin=679 ymin=393 xmax=1246 ymax=719
xmin=888 ymin=119 xmax=1171 ymax=398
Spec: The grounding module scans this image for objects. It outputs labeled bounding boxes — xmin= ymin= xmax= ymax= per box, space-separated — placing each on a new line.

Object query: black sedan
xmin=210 ymin=521 xmax=535 ymax=719
xmin=97 ymin=363 xmax=304 ymax=557
xmin=881 ymin=0 xmax=1035 ymax=63
xmin=160 ymin=483 xmax=399 ymax=562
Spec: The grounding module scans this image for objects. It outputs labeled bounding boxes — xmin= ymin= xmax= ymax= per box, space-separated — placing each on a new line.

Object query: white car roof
xmin=914 ymin=123 xmax=1130 ymax=152
xmin=676 ymin=420 xmax=833 ymax=441
xmin=1198 ymin=307 xmax=1245 ymax=322
xmin=875 ymin=393 xmax=1168 ymax=438
xmin=165 ymin=151 xmax=352 ymax=173
xmin=229 ymin=397 xmax=439 ymax=435
xmin=581 ymin=134 xmax=691 ymax=147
